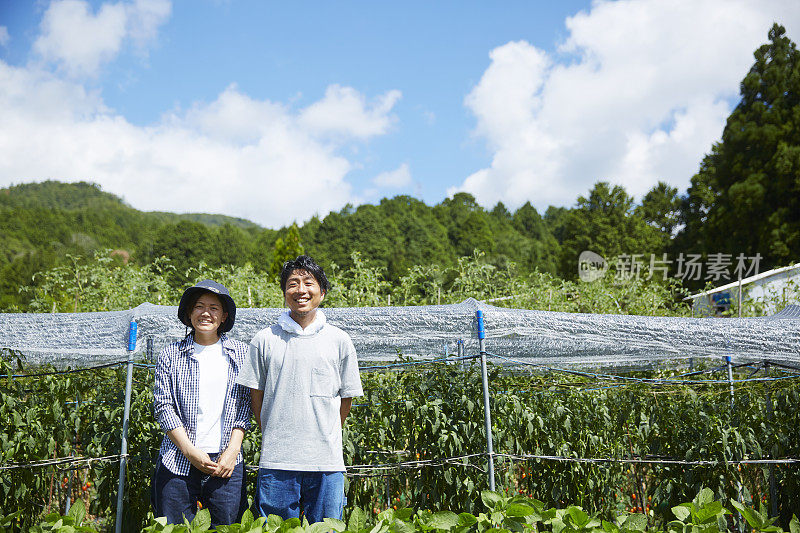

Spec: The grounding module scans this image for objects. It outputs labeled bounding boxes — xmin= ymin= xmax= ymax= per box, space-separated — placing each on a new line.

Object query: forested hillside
xmin=1 ymin=24 xmax=798 ymax=312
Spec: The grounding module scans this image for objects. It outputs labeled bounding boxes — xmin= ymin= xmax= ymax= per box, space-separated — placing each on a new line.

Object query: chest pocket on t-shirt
xmin=310 ymin=367 xmax=335 ymax=397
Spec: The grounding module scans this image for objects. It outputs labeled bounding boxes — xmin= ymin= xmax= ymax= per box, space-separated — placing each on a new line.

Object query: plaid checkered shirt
xmin=153 ymin=333 xmax=251 ymax=475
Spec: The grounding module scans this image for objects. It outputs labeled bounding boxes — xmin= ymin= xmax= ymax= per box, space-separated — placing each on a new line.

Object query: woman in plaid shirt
xmin=152 ymin=280 xmax=251 ymax=526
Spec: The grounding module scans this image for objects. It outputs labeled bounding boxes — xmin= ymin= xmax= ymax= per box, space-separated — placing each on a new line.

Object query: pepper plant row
xmin=2 ymin=356 xmax=799 ymax=530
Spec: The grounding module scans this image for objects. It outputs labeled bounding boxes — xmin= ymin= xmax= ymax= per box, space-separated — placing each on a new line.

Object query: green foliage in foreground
xmin=8 ymin=489 xmax=800 ymax=533
xmin=17 ymin=248 xmax=691 ymax=317
xmin=3 ymin=355 xmax=799 ymax=531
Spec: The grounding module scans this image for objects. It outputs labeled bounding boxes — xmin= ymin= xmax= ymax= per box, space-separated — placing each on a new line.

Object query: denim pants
xmin=152 ymin=454 xmax=246 ymax=526
xmin=256 ymin=468 xmax=344 ymax=524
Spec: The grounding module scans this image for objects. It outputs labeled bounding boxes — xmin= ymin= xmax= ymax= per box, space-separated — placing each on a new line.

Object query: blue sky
xmin=1 ymin=0 xmax=799 ymax=227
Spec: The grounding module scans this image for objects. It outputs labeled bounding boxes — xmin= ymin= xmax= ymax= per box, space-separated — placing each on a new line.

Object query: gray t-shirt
xmin=236 ymin=317 xmax=363 ymax=471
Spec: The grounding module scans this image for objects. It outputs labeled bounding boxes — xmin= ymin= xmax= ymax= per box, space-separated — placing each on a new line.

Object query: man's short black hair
xmin=280 ymin=255 xmax=331 ymax=294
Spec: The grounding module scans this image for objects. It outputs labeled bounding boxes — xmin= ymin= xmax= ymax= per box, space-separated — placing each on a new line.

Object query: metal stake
xmin=765 ymin=361 xmax=777 ymax=517
xmin=65 ymin=468 xmax=71 ymax=515
xmin=65 ymin=390 xmax=79 ymax=515
xmin=725 ymin=355 xmax=735 ymax=410
xmin=726 ymin=354 xmax=743 ymax=533
xmin=476 ymin=310 xmax=496 ymax=491
xmin=115 ymin=321 xmax=137 ymax=533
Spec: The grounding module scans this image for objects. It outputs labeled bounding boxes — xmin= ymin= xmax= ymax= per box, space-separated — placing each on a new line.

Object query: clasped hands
xmin=184 ymin=445 xmax=238 ymax=478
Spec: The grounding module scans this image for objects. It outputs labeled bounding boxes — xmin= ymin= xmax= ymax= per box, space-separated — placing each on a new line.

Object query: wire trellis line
xmin=0 ymin=454 xmax=126 ymax=471
xmin=5 ymin=449 xmax=797 ymax=474
xmin=485 ymin=353 xmax=800 ymax=385
xmin=360 ymin=354 xmax=479 ymax=371
xmin=0 ymin=360 xmax=128 ymax=379
xmin=494 ymin=452 xmax=800 ymax=466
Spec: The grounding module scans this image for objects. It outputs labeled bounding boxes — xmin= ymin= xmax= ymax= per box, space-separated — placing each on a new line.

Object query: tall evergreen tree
xmin=270 ymin=224 xmax=305 ymax=276
xmin=435 ymin=193 xmax=495 ymax=257
xmin=512 ymin=202 xmax=559 ymax=273
xmin=678 ymin=24 xmax=800 ymax=267
xmin=558 ymin=182 xmax=662 ymax=279
xmin=636 ymin=181 xmax=681 ymax=247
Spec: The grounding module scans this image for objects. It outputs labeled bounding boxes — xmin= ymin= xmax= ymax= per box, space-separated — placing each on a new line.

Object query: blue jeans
xmin=256 ymin=469 xmax=344 ymax=523
xmin=152 ymin=455 xmax=246 ymax=526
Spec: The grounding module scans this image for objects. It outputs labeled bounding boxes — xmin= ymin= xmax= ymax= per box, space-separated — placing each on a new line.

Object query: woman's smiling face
xmin=190 ymin=292 xmax=228 ymax=336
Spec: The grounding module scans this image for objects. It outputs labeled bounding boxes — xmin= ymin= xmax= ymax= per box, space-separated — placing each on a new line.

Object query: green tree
xmin=251 ymin=227 xmax=279 ymax=272
xmin=558 ymin=182 xmax=663 ymax=279
xmin=212 ymin=223 xmax=252 ymax=267
xmin=435 ymin=193 xmax=495 ymax=257
xmin=636 ymin=181 xmax=681 ymax=247
xmin=378 ymin=196 xmax=454 ymax=278
xmin=270 ymin=223 xmax=305 ymax=276
xmin=512 ymin=201 xmax=560 ymax=273
xmin=544 ymin=205 xmax=571 ymax=245
xmin=484 ymin=201 xmax=528 ymax=270
xmin=150 ymin=221 xmax=215 ymax=285
xmin=678 ymin=24 xmax=800 ymax=268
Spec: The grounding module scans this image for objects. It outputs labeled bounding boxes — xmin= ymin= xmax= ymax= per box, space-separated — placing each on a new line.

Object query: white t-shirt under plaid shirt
xmin=194 ymin=340 xmax=228 ymax=452
xmin=153 ymin=333 xmax=251 ymax=475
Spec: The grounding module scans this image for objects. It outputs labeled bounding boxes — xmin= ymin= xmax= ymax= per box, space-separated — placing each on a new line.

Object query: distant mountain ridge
xmin=0 ymin=181 xmax=262 ymax=230
xmin=0 ymin=181 xmax=271 ymax=308
xmin=0 ymin=180 xmax=566 ymax=311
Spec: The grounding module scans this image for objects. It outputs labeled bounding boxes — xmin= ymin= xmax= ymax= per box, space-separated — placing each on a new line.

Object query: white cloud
xmin=0 ymin=60 xmax=401 ymax=227
xmin=453 ymin=0 xmax=800 ymax=211
xmin=0 ymin=27 xmax=10 ymax=47
xmin=373 ymin=163 xmax=412 ymax=188
xmin=33 ymin=0 xmax=170 ymax=77
xmin=299 ymin=84 xmax=402 ymax=140
xmin=126 ymin=0 xmax=172 ymax=47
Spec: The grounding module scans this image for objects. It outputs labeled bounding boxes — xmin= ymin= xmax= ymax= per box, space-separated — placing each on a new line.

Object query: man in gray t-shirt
xmin=236 ymin=255 xmax=363 ymax=523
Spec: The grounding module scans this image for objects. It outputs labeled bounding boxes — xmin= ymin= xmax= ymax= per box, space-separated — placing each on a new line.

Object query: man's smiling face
xmin=284 ymin=269 xmax=325 ymax=319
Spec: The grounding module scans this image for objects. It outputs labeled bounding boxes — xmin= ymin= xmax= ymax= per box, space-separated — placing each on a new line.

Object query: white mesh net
xmin=2 ymin=300 xmax=799 ymax=369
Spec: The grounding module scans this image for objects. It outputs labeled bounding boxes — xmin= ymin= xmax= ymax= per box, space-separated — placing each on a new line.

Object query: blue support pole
xmin=476 ymin=311 xmax=496 ymax=491
xmin=115 ymin=321 xmax=137 ymax=533
xmin=725 ymin=354 xmax=743 ymax=533
xmin=725 ymin=355 xmax=734 ymax=410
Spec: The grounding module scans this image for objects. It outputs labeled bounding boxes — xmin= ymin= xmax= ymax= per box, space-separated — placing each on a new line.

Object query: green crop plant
xmin=3 ymin=351 xmax=799 ymax=528
xmin=16 ymin=490 xmax=800 ymax=533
